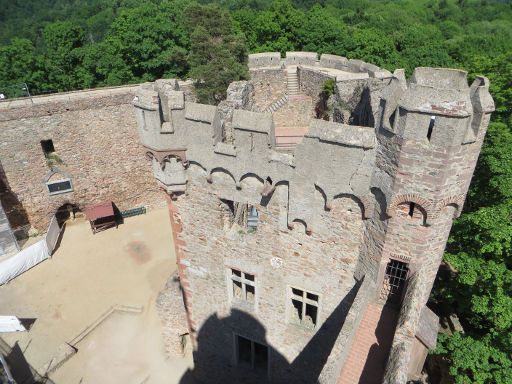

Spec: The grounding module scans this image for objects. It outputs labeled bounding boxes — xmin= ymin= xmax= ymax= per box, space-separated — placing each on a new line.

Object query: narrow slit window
xmin=289 ymin=287 xmax=320 ymax=329
xmin=40 ymin=140 xmax=55 ymax=157
xmin=427 ymin=116 xmax=436 ymax=141
xmin=408 ymin=202 xmax=415 ymax=218
xmin=230 ymin=269 xmax=256 ymax=305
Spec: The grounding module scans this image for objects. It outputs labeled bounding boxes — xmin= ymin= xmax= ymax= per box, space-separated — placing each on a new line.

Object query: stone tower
xmin=361 ymin=68 xmax=495 ymax=381
xmin=133 ymin=53 xmax=494 ymax=383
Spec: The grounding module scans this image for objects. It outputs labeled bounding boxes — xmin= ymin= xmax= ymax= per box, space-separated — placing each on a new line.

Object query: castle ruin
xmin=0 ymin=51 xmax=494 ymax=383
xmin=134 ymin=52 xmax=494 ymax=383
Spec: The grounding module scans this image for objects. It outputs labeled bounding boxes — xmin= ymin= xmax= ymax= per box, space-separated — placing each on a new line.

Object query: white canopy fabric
xmin=0 ymin=240 xmax=49 ymax=285
xmin=0 ymin=215 xmax=62 ymax=285
xmin=0 ymin=316 xmax=26 ymax=332
xmin=45 ymin=216 xmax=61 ymax=255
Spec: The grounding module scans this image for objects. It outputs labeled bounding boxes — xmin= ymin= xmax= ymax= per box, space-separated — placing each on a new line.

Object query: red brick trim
xmin=387 ymin=194 xmax=433 ymax=221
xmin=165 ymin=194 xmax=197 ymax=346
xmin=436 ymin=194 xmax=465 ymax=219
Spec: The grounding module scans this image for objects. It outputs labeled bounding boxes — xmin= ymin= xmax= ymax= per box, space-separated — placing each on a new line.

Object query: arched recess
xmin=439 ymin=194 xmax=465 ymax=219
xmin=371 ymin=187 xmax=388 ymax=220
xmin=440 ymin=204 xmax=458 ymax=221
xmin=290 ymin=218 xmax=312 ymax=235
xmin=332 ymin=193 xmax=366 ymax=220
xmin=395 ymin=202 xmax=428 ymax=225
xmin=239 ymin=173 xmax=265 ymax=203
xmin=387 ymin=194 xmax=433 ymax=224
xmin=208 ymin=167 xmax=237 ymax=185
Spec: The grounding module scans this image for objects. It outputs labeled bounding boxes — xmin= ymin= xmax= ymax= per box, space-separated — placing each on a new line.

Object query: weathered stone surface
xmin=134 ymin=58 xmax=494 ymax=384
xmin=0 ymin=86 xmax=164 ymax=232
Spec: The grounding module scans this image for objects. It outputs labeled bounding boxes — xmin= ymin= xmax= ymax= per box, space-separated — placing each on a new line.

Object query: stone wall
xmin=171 ymin=179 xmax=364 ymax=383
xmin=250 ymin=69 xmax=287 ymax=112
xmin=318 ymin=276 xmax=374 ymax=383
xmin=0 ymin=201 xmax=18 ymax=256
xmin=0 ymin=86 xmax=164 ymax=232
xmin=297 ymin=67 xmax=335 ymax=99
xmin=134 ymin=65 xmax=494 ymax=384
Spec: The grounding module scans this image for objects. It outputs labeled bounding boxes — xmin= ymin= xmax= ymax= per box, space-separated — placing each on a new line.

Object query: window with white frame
xmin=289 ymin=287 xmax=319 ymax=330
xmin=46 ymin=179 xmax=73 ymax=195
xmin=231 ymin=269 xmax=255 ymax=304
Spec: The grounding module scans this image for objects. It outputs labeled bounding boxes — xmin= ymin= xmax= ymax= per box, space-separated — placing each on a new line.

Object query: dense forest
xmin=1 ymin=0 xmax=511 ymax=382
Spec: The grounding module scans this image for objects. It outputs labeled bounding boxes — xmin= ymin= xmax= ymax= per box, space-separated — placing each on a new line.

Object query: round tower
xmin=358 ymin=67 xmax=495 ymax=304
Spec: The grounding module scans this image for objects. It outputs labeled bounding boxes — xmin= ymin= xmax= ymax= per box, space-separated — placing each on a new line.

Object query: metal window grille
xmin=382 ymin=259 xmax=409 ymax=301
xmin=231 ymin=269 xmax=256 ymax=304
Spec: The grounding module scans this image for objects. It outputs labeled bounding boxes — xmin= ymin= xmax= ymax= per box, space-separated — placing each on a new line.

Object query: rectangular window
xmin=247 ymin=205 xmax=259 ymax=230
xmin=381 ymin=259 xmax=409 ymax=303
xmin=231 ymin=269 xmax=255 ymax=304
xmin=289 ymin=287 xmax=319 ymax=329
xmin=46 ymin=179 xmax=73 ymax=195
xmin=236 ymin=335 xmax=268 ymax=371
xmin=40 ymin=139 xmax=55 ymax=156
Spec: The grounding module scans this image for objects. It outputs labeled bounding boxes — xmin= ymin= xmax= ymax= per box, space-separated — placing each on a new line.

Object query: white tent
xmin=0 ymin=216 xmax=62 ymax=285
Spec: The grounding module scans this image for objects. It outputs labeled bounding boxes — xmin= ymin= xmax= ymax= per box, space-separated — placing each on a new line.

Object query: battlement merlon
xmin=133 ymin=80 xmax=377 ymax=230
xmin=379 ymin=68 xmax=494 ymax=146
xmin=248 ymin=52 xmax=393 ymax=79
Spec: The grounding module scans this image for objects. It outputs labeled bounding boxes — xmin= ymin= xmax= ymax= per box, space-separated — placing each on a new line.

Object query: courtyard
xmin=0 ymin=207 xmax=193 ymax=383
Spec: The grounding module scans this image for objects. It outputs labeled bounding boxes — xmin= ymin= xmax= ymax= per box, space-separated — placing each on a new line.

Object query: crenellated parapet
xmin=134 ymin=58 xmax=495 ymax=383
xmin=248 ymin=52 xmax=393 ymax=79
xmin=134 ymin=80 xmax=377 ymax=233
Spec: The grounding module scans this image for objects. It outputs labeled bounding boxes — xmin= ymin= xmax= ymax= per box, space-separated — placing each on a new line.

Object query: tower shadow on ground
xmin=179 ymin=280 xmax=362 ymax=384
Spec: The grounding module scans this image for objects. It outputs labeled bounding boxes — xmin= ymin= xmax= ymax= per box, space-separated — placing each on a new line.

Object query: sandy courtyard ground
xmin=0 ymin=207 xmax=193 ymax=383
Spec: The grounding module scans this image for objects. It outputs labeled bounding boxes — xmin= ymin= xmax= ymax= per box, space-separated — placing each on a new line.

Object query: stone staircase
xmin=287 ymin=67 xmax=300 ymax=95
xmin=263 ymin=94 xmax=288 ymax=113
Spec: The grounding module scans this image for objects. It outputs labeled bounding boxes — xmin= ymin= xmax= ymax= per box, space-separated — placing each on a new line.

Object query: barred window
xmin=381 ymin=259 xmax=409 ymax=302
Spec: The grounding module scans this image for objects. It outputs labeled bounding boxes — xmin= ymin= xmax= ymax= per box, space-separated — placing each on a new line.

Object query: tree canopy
xmin=1 ymin=0 xmax=512 ymax=381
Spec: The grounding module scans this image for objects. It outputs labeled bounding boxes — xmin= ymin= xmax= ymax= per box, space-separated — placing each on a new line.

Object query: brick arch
xmin=387 ymin=194 xmax=433 ymax=223
xmin=438 ymin=194 xmax=465 ymax=219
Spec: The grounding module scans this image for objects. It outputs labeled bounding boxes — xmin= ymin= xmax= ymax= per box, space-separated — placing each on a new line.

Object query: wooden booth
xmin=84 ymin=202 xmax=118 ymax=234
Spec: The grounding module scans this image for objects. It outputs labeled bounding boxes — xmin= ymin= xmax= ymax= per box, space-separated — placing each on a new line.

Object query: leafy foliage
xmin=185 ymin=4 xmax=248 ymax=104
xmin=1 ymin=0 xmax=512 ymax=381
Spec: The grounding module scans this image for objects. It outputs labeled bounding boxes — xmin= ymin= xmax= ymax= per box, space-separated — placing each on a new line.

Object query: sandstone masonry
xmin=0 ymin=85 xmax=165 ymax=237
xmin=134 ymin=52 xmax=494 ymax=384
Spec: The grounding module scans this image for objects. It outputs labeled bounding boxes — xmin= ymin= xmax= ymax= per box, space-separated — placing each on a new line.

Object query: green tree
xmin=100 ymin=1 xmax=190 ymax=85
xmin=40 ymin=21 xmax=87 ymax=92
xmin=0 ymin=38 xmax=42 ymax=96
xmin=185 ymin=4 xmax=248 ymax=104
